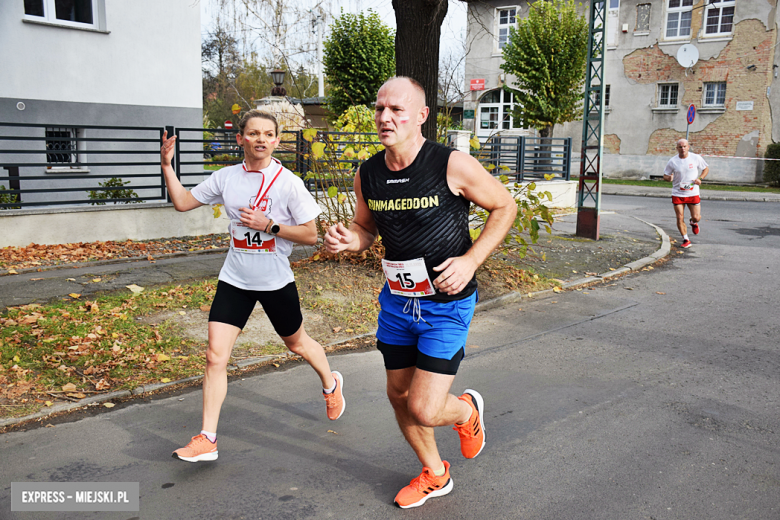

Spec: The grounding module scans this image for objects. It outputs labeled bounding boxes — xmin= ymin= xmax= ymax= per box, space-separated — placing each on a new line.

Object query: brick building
xmin=462 ymin=0 xmax=780 ymax=183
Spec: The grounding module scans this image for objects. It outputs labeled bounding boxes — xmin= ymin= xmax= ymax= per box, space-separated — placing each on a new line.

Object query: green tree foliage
xmin=500 ymin=0 xmax=588 ymax=137
xmin=764 ymin=143 xmax=780 ymax=187
xmin=323 ymin=10 xmax=395 ymax=118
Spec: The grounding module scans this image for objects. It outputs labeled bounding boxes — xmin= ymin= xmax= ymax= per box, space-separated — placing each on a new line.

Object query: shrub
xmin=0 ymin=184 xmax=20 ymax=210
xmin=763 ymin=143 xmax=780 ymax=187
xmin=88 ymin=177 xmax=142 ymax=205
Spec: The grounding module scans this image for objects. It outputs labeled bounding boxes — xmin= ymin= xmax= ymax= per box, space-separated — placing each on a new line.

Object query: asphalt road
xmin=1 ymin=195 xmax=778 ymax=520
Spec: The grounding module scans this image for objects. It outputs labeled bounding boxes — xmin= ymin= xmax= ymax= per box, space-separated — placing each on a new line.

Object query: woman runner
xmin=161 ymin=110 xmax=345 ymax=462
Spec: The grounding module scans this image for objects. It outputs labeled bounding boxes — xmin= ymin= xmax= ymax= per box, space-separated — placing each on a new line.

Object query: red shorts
xmin=672 ymin=195 xmax=700 ymax=205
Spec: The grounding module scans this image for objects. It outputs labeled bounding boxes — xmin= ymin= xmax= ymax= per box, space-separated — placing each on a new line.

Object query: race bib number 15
xmin=382 ymin=258 xmax=435 ymax=297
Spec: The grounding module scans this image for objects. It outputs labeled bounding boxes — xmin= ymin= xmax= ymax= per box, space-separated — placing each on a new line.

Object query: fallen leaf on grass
xmin=66 ymin=278 xmax=76 ymax=281
xmin=553 ymin=287 xmax=562 ymax=293
xmin=30 ymin=277 xmax=43 ymax=281
xmin=45 ymin=401 xmax=53 ymax=407
xmin=68 ymin=293 xmax=81 ymax=299
xmin=62 ymin=383 xmax=77 ymax=392
xmin=8 ymin=269 xmax=18 ymax=275
xmin=200 ymin=305 xmax=211 ymax=312
xmin=332 ymin=326 xmax=342 ymax=333
xmin=104 ymin=403 xmax=115 ymax=408
xmin=160 ymin=378 xmax=171 ymax=383
xmin=156 ymin=354 xmax=171 ymax=362
xmin=126 ymin=284 xmax=144 ymax=294
xmin=92 ymin=278 xmax=101 ymax=282
xmin=327 ymin=430 xmax=339 ymax=435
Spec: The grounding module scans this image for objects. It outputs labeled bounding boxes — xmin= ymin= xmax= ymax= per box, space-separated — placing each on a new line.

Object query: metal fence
xmin=1 ymin=122 xmax=569 ymax=210
xmin=473 ymin=135 xmax=572 ymax=182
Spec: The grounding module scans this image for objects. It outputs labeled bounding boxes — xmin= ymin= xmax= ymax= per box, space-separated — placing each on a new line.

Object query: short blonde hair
xmin=238 ymin=110 xmax=278 ymax=135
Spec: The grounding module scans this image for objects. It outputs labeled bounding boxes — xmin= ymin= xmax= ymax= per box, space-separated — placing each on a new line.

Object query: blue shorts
xmin=376 ymin=283 xmax=477 ymax=375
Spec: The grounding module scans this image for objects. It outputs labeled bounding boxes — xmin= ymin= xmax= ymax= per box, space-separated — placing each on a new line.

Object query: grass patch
xmin=0 ymin=253 xmax=556 ymax=420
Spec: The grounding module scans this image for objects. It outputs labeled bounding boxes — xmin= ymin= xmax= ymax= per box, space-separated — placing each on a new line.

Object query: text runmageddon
xmin=368 ymin=196 xmax=439 ymax=212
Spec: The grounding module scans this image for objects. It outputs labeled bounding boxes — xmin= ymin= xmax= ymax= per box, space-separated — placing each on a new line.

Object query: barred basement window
xmin=45 ymin=127 xmax=78 ymax=168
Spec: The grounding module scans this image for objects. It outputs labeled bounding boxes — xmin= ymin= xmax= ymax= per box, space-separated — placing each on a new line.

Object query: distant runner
xmin=664 ymin=138 xmax=709 ymax=248
xmin=324 ymin=77 xmax=517 ymax=508
xmin=160 ymin=110 xmax=344 ymax=463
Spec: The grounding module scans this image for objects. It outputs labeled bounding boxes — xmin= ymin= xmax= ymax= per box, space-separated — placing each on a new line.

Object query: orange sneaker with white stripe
xmin=454 ymin=389 xmax=485 ymax=459
xmin=394 ymin=461 xmax=453 ymax=509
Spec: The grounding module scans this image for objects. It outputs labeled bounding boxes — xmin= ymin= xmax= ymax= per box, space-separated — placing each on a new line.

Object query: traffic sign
xmin=224 ymin=120 xmax=233 ymax=130
xmin=687 ymin=104 xmax=696 ymax=124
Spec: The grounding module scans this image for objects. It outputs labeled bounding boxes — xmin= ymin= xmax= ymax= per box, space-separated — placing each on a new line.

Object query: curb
xmin=0 ymin=218 xmax=671 ymax=430
xmin=600 ymin=189 xmax=780 ymax=203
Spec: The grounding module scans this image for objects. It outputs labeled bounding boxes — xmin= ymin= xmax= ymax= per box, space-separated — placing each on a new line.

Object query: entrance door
xmin=476 ymin=89 xmax=524 ymax=142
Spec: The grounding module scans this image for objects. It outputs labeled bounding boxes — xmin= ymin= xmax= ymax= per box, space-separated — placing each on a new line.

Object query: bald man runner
xmin=325 ymin=77 xmax=517 ymax=508
xmin=663 ymin=138 xmax=709 ymax=248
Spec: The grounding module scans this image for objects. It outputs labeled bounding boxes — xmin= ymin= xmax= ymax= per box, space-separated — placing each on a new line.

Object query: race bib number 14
xmin=230 ymin=220 xmax=276 ymax=254
xmin=382 ymin=258 xmax=435 ymax=297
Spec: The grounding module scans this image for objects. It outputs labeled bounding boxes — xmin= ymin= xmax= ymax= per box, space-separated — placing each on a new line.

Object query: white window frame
xmin=703 ymin=82 xmax=727 ymax=107
xmin=658 ymin=83 xmax=679 ymax=108
xmin=496 ymin=6 xmax=518 ymax=53
xmin=23 ymin=0 xmax=106 ymax=32
xmin=609 ymin=0 xmax=620 ymax=11
xmin=665 ymin=0 xmax=693 ymax=40
xmin=703 ymin=0 xmax=735 ymax=37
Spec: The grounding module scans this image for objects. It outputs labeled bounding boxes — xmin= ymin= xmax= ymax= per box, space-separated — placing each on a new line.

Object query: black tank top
xmin=360 ymin=140 xmax=477 ymax=302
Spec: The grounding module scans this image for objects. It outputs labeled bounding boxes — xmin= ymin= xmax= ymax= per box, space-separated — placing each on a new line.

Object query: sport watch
xmin=269 ymin=220 xmax=280 ymax=235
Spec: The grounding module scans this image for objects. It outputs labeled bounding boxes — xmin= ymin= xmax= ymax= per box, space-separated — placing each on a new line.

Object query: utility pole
xmin=576 ymin=0 xmax=607 ymax=240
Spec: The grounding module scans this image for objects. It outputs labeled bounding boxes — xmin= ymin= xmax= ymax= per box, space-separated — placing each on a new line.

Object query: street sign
xmin=224 ymin=120 xmax=233 ymax=130
xmin=687 ymin=104 xmax=696 ymax=124
xmin=464 ymin=109 xmax=475 ymax=119
xmin=470 ymin=79 xmax=485 ymax=91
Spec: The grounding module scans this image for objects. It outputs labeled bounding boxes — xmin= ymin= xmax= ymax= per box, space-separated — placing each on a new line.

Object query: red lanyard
xmin=243 ymin=158 xmax=282 ymax=211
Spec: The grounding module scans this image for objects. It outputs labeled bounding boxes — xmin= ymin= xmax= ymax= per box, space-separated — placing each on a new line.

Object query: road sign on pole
xmin=686 ymin=104 xmax=695 ymax=140
xmin=224 ymin=120 xmax=233 ymax=130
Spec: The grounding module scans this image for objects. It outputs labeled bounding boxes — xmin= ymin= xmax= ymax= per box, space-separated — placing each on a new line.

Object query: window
xmin=609 ymin=0 xmax=620 ymax=10
xmin=477 ymin=89 xmax=522 ymax=140
xmin=497 ymin=7 xmax=517 ymax=50
xmin=636 ymin=4 xmax=651 ymax=32
xmin=703 ymin=82 xmax=727 ymax=106
xmin=658 ymin=83 xmax=679 ymax=107
xmin=45 ymin=127 xmax=82 ymax=169
xmin=705 ymin=0 xmax=735 ymax=36
xmin=592 ymin=85 xmax=611 ymax=108
xmin=23 ymin=0 xmax=102 ymax=30
xmin=665 ymin=0 xmax=693 ymax=39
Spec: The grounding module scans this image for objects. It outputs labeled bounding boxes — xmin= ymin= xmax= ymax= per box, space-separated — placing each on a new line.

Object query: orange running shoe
xmin=323 ymin=371 xmax=345 ymax=420
xmin=172 ymin=434 xmax=218 ymax=462
xmin=394 ymin=461 xmax=453 ymax=509
xmin=454 ymin=389 xmax=485 ymax=459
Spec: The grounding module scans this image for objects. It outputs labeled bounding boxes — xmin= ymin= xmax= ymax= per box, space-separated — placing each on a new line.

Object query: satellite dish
xmin=676 ymin=44 xmax=699 ymax=68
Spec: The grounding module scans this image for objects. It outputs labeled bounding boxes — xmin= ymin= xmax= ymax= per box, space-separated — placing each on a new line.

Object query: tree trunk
xmin=392 ymin=0 xmax=448 ymax=142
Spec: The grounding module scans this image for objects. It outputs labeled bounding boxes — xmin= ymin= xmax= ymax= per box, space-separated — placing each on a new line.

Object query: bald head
xmin=676 ymin=138 xmax=690 ymax=158
xmin=379 ymin=76 xmax=426 ymax=108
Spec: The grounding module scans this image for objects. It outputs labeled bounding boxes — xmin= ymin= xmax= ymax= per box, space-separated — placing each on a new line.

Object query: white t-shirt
xmin=664 ymin=152 xmax=708 ymax=197
xmin=191 ymin=160 xmax=320 ymax=291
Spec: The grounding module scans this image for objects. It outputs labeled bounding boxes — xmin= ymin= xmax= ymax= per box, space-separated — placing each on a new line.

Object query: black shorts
xmin=376 ymin=340 xmax=465 ymax=376
xmin=209 ymin=280 xmax=303 ymax=337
